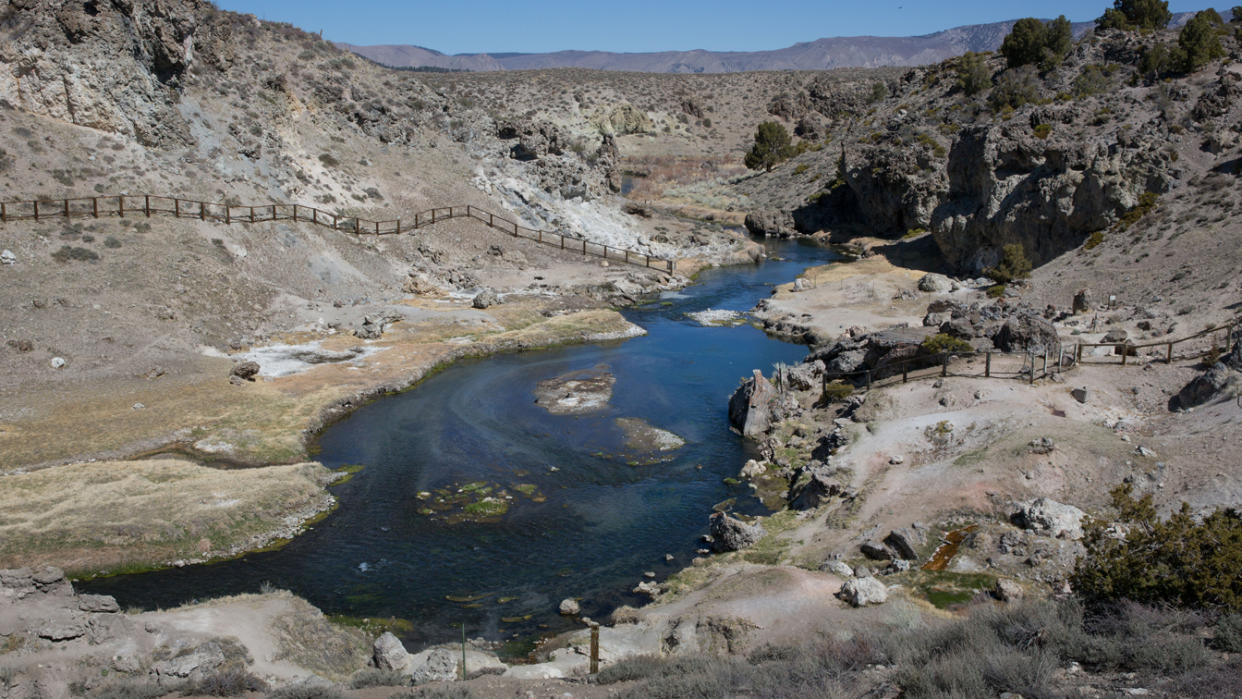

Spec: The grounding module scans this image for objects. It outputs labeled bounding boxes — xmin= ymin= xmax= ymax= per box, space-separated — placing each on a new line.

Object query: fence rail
xmin=1074 ymin=320 xmax=1238 ymax=366
xmin=0 ymin=194 xmax=675 ymax=273
xmin=812 ymin=318 xmax=1238 ymax=397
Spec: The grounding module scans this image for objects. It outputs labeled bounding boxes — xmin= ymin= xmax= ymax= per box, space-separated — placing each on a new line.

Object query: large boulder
xmin=1171 ymin=363 xmax=1240 ymax=410
xmin=839 ymin=576 xmax=888 ymax=607
xmin=1013 ymin=498 xmax=1086 ymax=540
xmin=408 ymin=648 xmax=459 ymax=684
xmin=708 ymin=512 xmax=764 ymax=553
xmin=728 ymin=370 xmax=780 ymax=438
xmin=884 ymin=528 xmax=925 ymax=560
xmin=744 ymin=209 xmax=796 ymax=238
xmin=917 ymin=273 xmax=955 ymax=293
xmin=374 ymin=632 xmax=411 ymax=672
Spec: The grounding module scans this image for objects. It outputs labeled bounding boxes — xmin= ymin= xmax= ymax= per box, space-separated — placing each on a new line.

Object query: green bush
xmin=1097 ymin=0 xmax=1172 ymax=31
xmin=1073 ymin=483 xmax=1242 ymax=610
xmin=1071 ymin=64 xmax=1115 ymax=97
xmin=1114 ymin=191 xmax=1159 ymax=231
xmin=265 ymin=685 xmax=346 ymax=699
xmin=955 ymin=52 xmax=991 ymax=95
xmin=1000 ymin=16 xmax=1072 ymax=70
xmin=1084 ymin=231 xmax=1105 ymax=250
xmin=51 ymin=245 xmax=99 ymax=263
xmin=186 ymin=669 xmax=268 ymax=696
xmin=921 ymin=334 xmax=974 ymax=355
xmin=1032 ymin=123 xmax=1052 ymax=139
xmin=743 ymin=121 xmax=794 ymax=173
xmin=1177 ymin=10 xmax=1226 ymax=72
xmin=88 ymin=682 xmax=170 ymax=699
xmin=348 ymin=668 xmax=408 ymax=689
xmin=988 ymin=66 xmax=1041 ymax=110
xmin=986 ymin=284 xmax=1007 ymax=298
xmin=985 ymin=244 xmax=1032 ymax=284
xmin=821 ymin=381 xmax=854 ymax=402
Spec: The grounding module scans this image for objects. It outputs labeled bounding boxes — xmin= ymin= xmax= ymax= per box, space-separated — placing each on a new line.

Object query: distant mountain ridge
xmin=338 ymin=13 xmax=1199 ymax=73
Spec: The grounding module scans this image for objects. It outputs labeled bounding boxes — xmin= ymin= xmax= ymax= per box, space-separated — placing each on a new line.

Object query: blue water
xmin=80 ymin=238 xmax=837 ymax=651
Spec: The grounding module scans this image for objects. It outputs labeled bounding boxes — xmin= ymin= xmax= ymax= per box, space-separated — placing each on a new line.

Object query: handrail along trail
xmin=0 ymin=194 xmax=675 ymax=273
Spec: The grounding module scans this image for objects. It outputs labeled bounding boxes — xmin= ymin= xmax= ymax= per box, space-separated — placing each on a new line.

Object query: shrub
xmin=1073 ymin=482 xmax=1242 ymax=610
xmin=921 ymin=334 xmax=974 ymax=355
xmin=1098 ymin=0 xmax=1172 ymax=31
xmin=388 ymin=687 xmax=477 ymax=699
xmin=1032 ymin=123 xmax=1052 ymax=139
xmin=51 ymin=245 xmax=99 ymax=263
xmin=988 ymin=66 xmax=1041 ymax=111
xmin=956 ymin=52 xmax=991 ymax=95
xmin=869 ymin=81 xmax=888 ymax=102
xmin=1084 ymin=231 xmax=1105 ymax=250
xmin=821 ymin=381 xmax=854 ymax=402
xmin=348 ymin=668 xmax=408 ymax=689
xmin=88 ymin=681 xmax=170 ymax=699
xmin=1072 ymin=64 xmax=1115 ymax=97
xmin=985 ymin=244 xmax=1032 ymax=284
xmin=1214 ymin=613 xmax=1242 ymax=652
xmin=986 ymin=284 xmax=1007 ymax=298
xmin=744 ymin=122 xmax=794 ymax=172
xmin=318 ymin=153 xmax=340 ymax=167
xmin=1115 ymin=191 xmax=1159 ymax=231
xmin=1177 ymin=10 xmax=1226 ymax=72
xmin=1001 ymin=16 xmax=1072 ymax=70
xmin=185 ymin=669 xmax=268 ymax=696
xmin=265 ymin=685 xmax=346 ymax=699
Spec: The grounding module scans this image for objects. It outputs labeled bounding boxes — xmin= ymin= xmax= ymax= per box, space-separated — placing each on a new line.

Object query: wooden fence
xmin=0 ymin=194 xmax=675 ymax=273
xmin=1074 ymin=319 xmax=1238 ymax=366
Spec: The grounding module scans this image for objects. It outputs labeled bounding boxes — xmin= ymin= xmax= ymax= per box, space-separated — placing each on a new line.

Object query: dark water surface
xmin=81 ymin=238 xmax=837 ymax=651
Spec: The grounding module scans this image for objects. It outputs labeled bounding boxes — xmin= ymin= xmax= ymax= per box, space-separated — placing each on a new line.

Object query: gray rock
xmin=1014 ymin=497 xmax=1086 ymax=540
xmin=708 ymin=512 xmax=764 ymax=552
xmin=1172 ymin=363 xmax=1239 ymax=410
xmin=35 ymin=613 xmax=88 ymax=641
xmin=50 ymin=356 xmax=67 ymax=369
xmin=917 ymin=273 xmax=954 ymax=293
xmin=728 ymin=369 xmax=780 ymax=438
xmin=744 ymin=209 xmax=795 ymax=238
xmin=884 ymin=528 xmax=925 ymax=560
xmin=1028 ymin=437 xmax=1055 ymax=455
xmin=1103 ymin=329 xmax=1128 ymax=343
xmin=409 ymin=648 xmax=459 ymax=684
xmin=78 ymin=594 xmax=120 ymax=613
xmin=374 ymin=631 xmax=411 ymax=672
xmin=860 ymin=540 xmax=892 ymax=560
xmin=153 ymin=642 xmax=225 ymax=677
xmin=993 ymin=578 xmax=1024 ymax=602
xmin=558 ymin=598 xmax=580 ymax=616
xmin=472 ymin=289 xmax=500 ymax=309
xmin=839 ymin=576 xmax=888 ymax=607
xmin=32 ymin=565 xmax=66 ymax=587
xmin=230 ymin=361 xmax=260 ymax=382
xmin=0 ymin=249 xmax=15 ymax=265
xmin=822 ymin=560 xmax=855 ymax=578
xmin=1072 ymin=289 xmax=1093 ymax=314
xmin=1071 ymin=387 xmax=1089 ymax=404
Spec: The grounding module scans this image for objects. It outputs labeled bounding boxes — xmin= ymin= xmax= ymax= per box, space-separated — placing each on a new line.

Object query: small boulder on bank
xmin=230 ymin=360 xmax=260 ymax=382
xmin=1013 ymin=497 xmax=1086 ymax=540
xmin=472 ymin=289 xmax=500 ymax=309
xmin=839 ymin=575 xmax=888 ymax=607
xmin=917 ymin=273 xmax=956 ymax=293
xmin=558 ymin=598 xmax=580 ymax=616
xmin=373 ymin=632 xmax=411 ymax=672
xmin=708 ymin=512 xmax=764 ymax=553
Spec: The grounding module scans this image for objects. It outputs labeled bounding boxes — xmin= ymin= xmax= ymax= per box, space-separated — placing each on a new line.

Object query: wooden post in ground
xmin=1043 ymin=350 xmax=1049 ymax=379
xmin=1 ymin=202 xmax=6 ymax=223
xmin=589 ymin=624 xmax=600 ymax=675
xmin=293 ymin=205 xmax=298 ymax=223
xmin=92 ymin=197 xmax=99 ymax=218
xmin=1076 ymin=344 xmax=1083 ymax=363
xmin=985 ymin=351 xmax=992 ymax=378
xmin=144 ymin=195 xmax=150 ymax=217
xmin=866 ymin=369 xmax=872 ymax=392
xmin=902 ymin=362 xmax=909 ymax=383
xmin=1121 ymin=344 xmax=1128 ymax=367
xmin=200 ymin=202 xmax=206 ymax=221
xmin=33 ymin=200 xmax=38 ymax=221
xmin=225 ymin=206 xmax=230 ymax=225
xmin=1167 ymin=342 xmax=1173 ymax=364
xmin=174 ymin=199 xmax=180 ymax=218
xmin=941 ymin=355 xmax=948 ymax=377
xmin=1029 ymin=353 xmax=1035 ymax=385
xmin=64 ymin=199 xmax=69 ymax=218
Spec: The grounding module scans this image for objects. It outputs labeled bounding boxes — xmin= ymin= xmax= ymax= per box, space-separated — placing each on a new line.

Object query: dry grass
xmin=0 ymin=459 xmax=334 ymax=574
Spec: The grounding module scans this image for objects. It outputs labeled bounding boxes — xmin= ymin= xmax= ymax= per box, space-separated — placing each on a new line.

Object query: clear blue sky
xmin=217 ymin=1 xmax=1212 ymax=54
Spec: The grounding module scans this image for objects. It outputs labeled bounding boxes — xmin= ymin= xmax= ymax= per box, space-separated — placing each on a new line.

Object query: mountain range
xmin=338 ymin=13 xmax=1199 ymax=73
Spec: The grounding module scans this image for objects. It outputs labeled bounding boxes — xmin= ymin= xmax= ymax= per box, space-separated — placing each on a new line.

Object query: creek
xmin=80 ymin=237 xmax=837 ymax=654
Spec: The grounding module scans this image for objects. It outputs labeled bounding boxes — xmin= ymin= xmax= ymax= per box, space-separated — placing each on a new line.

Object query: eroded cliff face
xmin=0 ymin=0 xmax=236 ymax=145
xmin=732 ymin=29 xmax=1242 ymax=275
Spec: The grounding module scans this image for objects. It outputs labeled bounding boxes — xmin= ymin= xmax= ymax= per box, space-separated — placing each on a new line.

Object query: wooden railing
xmin=0 ymin=194 xmax=675 ymax=273
xmin=1074 ymin=319 xmax=1238 ymax=366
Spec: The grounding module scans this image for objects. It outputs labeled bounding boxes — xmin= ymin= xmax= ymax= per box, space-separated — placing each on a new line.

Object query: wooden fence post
xmin=1 ymin=202 xmax=5 ymax=223
xmin=985 ymin=351 xmax=992 ymax=378
xmin=33 ymin=200 xmax=38 ymax=221
xmin=941 ymin=355 xmax=948 ymax=377
xmin=174 ymin=198 xmax=180 ymax=218
xmin=866 ymin=369 xmax=872 ymax=391
xmin=902 ymin=363 xmax=909 ymax=383
xmin=200 ymin=202 xmax=206 ymax=221
xmin=1076 ymin=344 xmax=1083 ymax=363
xmin=64 ymin=199 xmax=69 ymax=219
xmin=589 ymin=624 xmax=600 ymax=675
xmin=1167 ymin=342 xmax=1173 ymax=364
xmin=225 ymin=207 xmax=230 ymax=225
xmin=144 ymin=195 xmax=150 ymax=217
xmin=1029 ymin=353 xmax=1035 ymax=385
xmin=118 ymin=197 xmax=124 ymax=217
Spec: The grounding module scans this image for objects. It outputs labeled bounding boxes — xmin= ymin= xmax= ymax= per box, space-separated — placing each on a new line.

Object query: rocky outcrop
xmin=728 ymin=369 xmax=782 ymax=438
xmin=1172 ymin=362 xmax=1240 ymax=409
xmin=1013 ymin=498 xmax=1086 ymax=540
xmin=932 ymin=299 xmax=1061 ymax=354
xmin=744 ymin=209 xmax=796 ymax=238
xmin=708 ymin=512 xmax=764 ymax=552
xmin=534 ymin=365 xmax=615 ymax=415
xmin=932 ymin=120 xmax=1171 ymax=273
xmin=808 ymin=326 xmax=935 ymax=380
